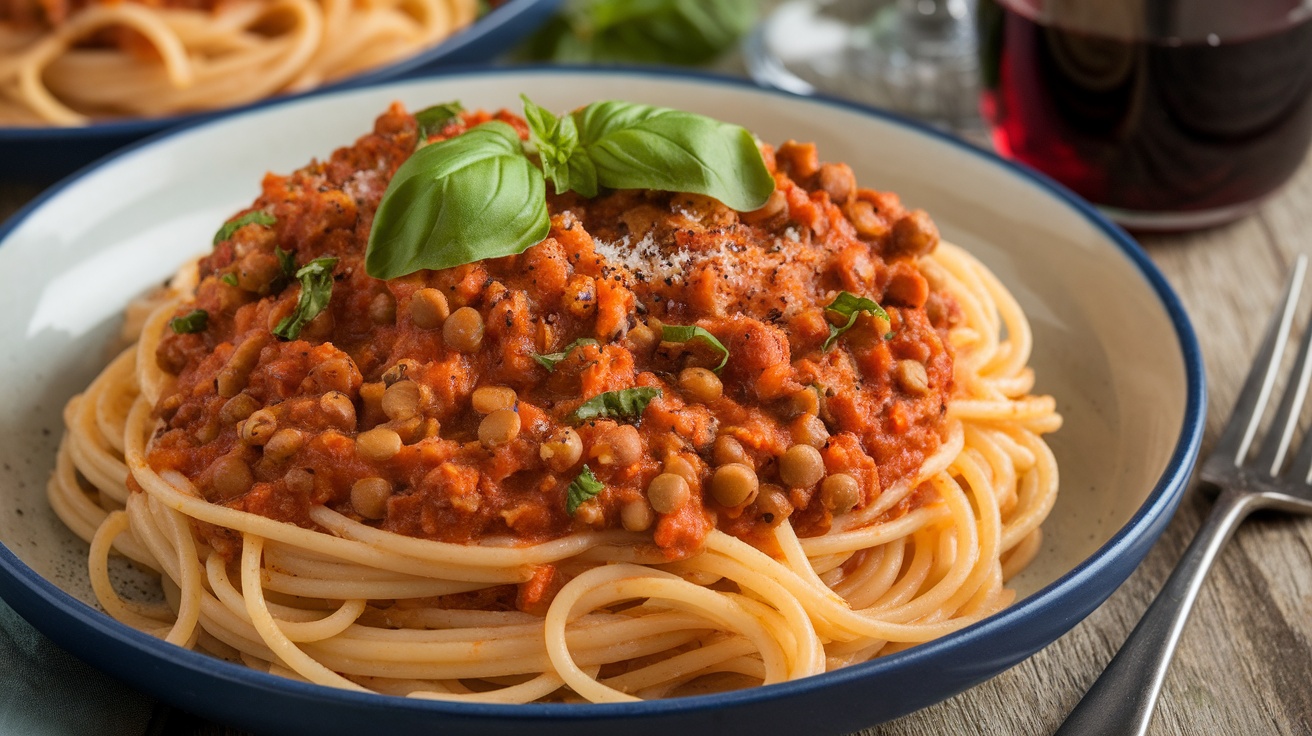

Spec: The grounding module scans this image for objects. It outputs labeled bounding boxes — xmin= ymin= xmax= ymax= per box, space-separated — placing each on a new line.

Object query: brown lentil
xmin=471 ymin=386 xmax=517 ymax=414
xmin=239 ymin=409 xmax=277 ymax=445
xmin=356 ymin=427 xmax=402 ymax=461
xmin=409 ymin=288 xmax=449 ymax=329
xmin=779 ymin=444 xmax=825 ymax=488
xmin=478 ymin=408 xmax=521 ymax=447
xmin=710 ymin=463 xmax=759 ymax=508
xmin=351 ymin=477 xmax=392 ymax=519
xmin=539 ymin=428 xmax=583 ymax=472
xmin=820 ymin=473 xmax=861 ymax=513
xmin=443 ymin=307 xmax=484 ymax=353
xmin=647 ymin=473 xmax=690 ymax=515
xmin=678 ymin=367 xmax=723 ymax=403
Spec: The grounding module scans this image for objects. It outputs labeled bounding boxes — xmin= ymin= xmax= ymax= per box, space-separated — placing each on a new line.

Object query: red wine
xmin=978 ymin=0 xmax=1312 ymax=223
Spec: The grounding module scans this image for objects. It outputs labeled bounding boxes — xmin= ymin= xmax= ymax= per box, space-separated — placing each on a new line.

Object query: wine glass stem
xmin=897 ymin=0 xmax=968 ymax=22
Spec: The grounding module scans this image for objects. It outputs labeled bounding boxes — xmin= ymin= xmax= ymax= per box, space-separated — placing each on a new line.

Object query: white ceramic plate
xmin=0 ymin=68 xmax=1205 ymax=735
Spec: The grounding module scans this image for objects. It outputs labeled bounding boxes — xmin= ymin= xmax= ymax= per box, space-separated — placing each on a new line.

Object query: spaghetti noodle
xmin=48 ymin=104 xmax=1061 ymax=702
xmin=0 ymin=0 xmax=476 ymax=125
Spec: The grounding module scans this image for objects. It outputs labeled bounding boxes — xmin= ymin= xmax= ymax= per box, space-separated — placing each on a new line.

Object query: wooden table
xmin=4 ymin=131 xmax=1312 ymax=736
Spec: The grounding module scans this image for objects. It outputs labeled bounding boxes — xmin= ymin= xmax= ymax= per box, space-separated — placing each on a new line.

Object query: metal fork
xmin=1056 ymin=254 xmax=1312 ymax=736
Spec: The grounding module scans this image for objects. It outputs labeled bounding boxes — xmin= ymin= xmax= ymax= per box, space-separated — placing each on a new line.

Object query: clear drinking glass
xmin=978 ymin=0 xmax=1312 ymax=231
xmin=745 ymin=0 xmax=985 ymax=131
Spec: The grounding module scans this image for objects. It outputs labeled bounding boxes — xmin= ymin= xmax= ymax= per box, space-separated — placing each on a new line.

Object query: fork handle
xmin=1054 ymin=488 xmax=1260 ymax=736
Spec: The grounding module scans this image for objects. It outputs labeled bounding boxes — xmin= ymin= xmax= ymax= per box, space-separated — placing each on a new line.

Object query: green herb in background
xmin=520 ymin=0 xmax=758 ymax=66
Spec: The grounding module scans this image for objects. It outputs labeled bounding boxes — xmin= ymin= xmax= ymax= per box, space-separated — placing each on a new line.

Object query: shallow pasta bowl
xmin=0 ymin=68 xmax=1205 ymax=735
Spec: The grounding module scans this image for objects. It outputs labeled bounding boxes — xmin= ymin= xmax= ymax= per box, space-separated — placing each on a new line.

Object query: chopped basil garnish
xmin=660 ymin=324 xmax=728 ymax=372
xmin=169 ymin=309 xmax=208 ymax=334
xmin=213 ymin=211 xmax=275 ymax=245
xmin=272 ymin=257 xmax=339 ymax=341
xmin=414 ymin=101 xmax=465 ymax=148
xmin=366 ymin=121 xmax=550 ymax=280
xmin=275 ymin=246 xmax=297 ymax=279
xmin=570 ymin=387 xmax=662 ymax=423
xmin=565 ymin=464 xmax=603 ymax=515
xmin=532 ymin=337 xmax=599 ymax=371
xmin=365 ymin=98 xmax=774 ymax=279
xmin=822 ymin=291 xmax=890 ymax=352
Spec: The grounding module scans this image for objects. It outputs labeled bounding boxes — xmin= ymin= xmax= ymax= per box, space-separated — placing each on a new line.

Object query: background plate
xmin=0 ymin=0 xmax=559 ymax=185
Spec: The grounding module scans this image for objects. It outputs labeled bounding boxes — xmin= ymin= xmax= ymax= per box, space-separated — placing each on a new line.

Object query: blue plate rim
xmin=0 ymin=64 xmax=1208 ymax=722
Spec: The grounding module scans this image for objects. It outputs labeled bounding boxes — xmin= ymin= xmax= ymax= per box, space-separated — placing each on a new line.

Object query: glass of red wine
xmin=978 ymin=0 xmax=1312 ymax=231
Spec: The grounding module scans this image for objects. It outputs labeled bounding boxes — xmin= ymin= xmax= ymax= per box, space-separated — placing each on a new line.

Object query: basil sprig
xmin=365 ymin=98 xmax=774 ymax=279
xmin=414 ymin=101 xmax=465 ymax=148
xmin=273 ymin=257 xmax=339 ymax=340
xmin=169 ymin=309 xmax=209 ymax=334
xmin=524 ymin=97 xmax=774 ymax=211
xmin=565 ymin=464 xmax=603 ymax=515
xmin=213 ymin=211 xmax=275 ymax=245
xmin=660 ymin=324 xmax=728 ymax=372
xmin=571 ymin=387 xmax=662 ymax=423
xmin=367 ymin=121 xmax=550 ymax=280
xmin=532 ymin=337 xmax=599 ymax=371
xmin=822 ymin=291 xmax=891 ymax=351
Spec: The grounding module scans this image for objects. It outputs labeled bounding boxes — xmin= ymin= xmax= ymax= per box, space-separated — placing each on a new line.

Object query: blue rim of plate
xmin=0 ymin=65 xmax=1207 ymax=724
xmin=0 ymin=0 xmax=558 ymax=144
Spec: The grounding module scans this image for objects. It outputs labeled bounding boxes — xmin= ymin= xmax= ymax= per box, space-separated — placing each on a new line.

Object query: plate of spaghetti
xmin=0 ymin=69 xmax=1205 ymax=735
xmin=0 ymin=0 xmax=558 ymax=183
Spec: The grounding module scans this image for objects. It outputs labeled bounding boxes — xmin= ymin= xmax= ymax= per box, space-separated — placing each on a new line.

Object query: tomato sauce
xmin=150 ymin=103 xmax=958 ymax=563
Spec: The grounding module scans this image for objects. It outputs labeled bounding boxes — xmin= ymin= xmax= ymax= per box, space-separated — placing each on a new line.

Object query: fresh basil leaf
xmin=822 ymin=291 xmax=890 ymax=351
xmin=521 ymin=95 xmax=596 ymax=197
xmin=569 ymin=100 xmax=773 ymax=211
xmin=532 ymin=337 xmax=599 ymax=371
xmin=220 ymin=273 xmax=237 ymax=287
xmin=565 ymin=464 xmax=604 ymax=515
xmin=415 ymin=101 xmax=464 ymax=148
xmin=213 ymin=211 xmax=275 ymax=245
xmin=366 ymin=121 xmax=550 ymax=280
xmin=169 ymin=309 xmax=209 ymax=334
xmin=571 ymin=387 xmax=662 ymax=423
xmin=273 ymin=257 xmax=339 ymax=341
xmin=660 ymin=324 xmax=728 ymax=372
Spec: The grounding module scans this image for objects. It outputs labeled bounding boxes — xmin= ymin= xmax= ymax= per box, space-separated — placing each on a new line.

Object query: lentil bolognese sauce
xmin=49 ymin=99 xmax=1061 ymax=702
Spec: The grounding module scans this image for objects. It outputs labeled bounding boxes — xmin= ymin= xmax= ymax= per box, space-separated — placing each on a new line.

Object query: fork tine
xmin=1255 ymin=266 xmax=1312 ymax=475
xmin=1289 ymin=397 xmax=1312 ymax=485
xmin=1210 ymin=255 xmax=1307 ymax=468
